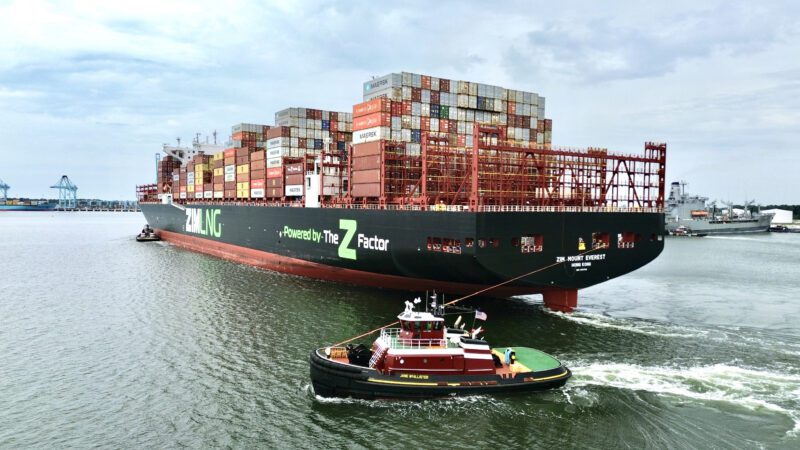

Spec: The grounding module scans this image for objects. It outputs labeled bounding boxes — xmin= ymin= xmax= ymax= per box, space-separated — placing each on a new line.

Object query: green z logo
xmin=338 ymin=219 xmax=357 ymax=260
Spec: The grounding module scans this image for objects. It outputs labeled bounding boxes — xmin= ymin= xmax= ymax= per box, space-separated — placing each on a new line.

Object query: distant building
xmin=763 ymin=209 xmax=793 ymax=224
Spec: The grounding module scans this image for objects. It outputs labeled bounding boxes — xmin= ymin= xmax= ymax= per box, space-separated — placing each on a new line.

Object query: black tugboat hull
xmin=135 ymin=235 xmax=161 ymax=242
xmin=309 ymin=348 xmax=571 ymax=399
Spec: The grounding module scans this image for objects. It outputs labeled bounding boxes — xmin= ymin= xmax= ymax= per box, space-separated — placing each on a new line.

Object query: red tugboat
xmin=310 ymin=299 xmax=570 ymax=399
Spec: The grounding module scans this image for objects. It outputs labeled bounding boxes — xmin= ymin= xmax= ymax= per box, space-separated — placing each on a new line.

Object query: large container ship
xmin=137 ymin=72 xmax=667 ymax=312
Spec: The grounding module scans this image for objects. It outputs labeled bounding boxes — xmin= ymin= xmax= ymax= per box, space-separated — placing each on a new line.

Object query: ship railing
xmin=137 ymin=199 xmax=662 ymax=214
xmin=379 ymin=328 xmax=447 ymax=350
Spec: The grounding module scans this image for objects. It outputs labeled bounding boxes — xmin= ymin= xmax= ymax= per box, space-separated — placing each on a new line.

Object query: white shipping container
xmin=406 ymin=143 xmax=421 ymax=155
xmin=421 ymin=89 xmax=430 ymax=103
xmin=391 ymin=116 xmax=401 ymax=131
xmin=224 ymin=173 xmax=235 ymax=182
xmin=224 ymin=165 xmax=235 ymax=175
xmin=421 ymin=103 xmax=430 ymax=117
xmin=194 ymin=192 xmax=203 ymax=199
xmin=250 ymin=188 xmax=265 ymax=198
xmin=179 ymin=192 xmax=187 ymax=199
xmin=285 ymin=185 xmax=304 ymax=197
xmin=204 ymin=191 xmax=213 ymax=199
xmin=402 ymin=86 xmax=412 ymax=100
xmin=364 ymin=88 xmax=402 ymax=102
xmin=391 ymin=130 xmax=402 ymax=141
xmin=172 ymin=174 xmax=180 ymax=181
xmin=267 ymin=137 xmax=290 ymax=149
xmin=457 ymin=94 xmax=469 ymax=108
xmin=468 ymin=95 xmax=477 ymax=109
xmin=411 ymin=73 xmax=421 ymax=88
xmin=267 ymin=147 xmax=289 ymax=158
xmin=401 ymin=128 xmax=412 ymax=142
xmin=290 ymin=137 xmax=299 ymax=147
xmin=363 ymin=73 xmax=401 ymax=95
xmin=431 ymin=77 xmax=439 ymax=91
xmin=214 ymin=191 xmax=223 ymax=199
xmin=352 ymin=126 xmax=391 ymax=144
xmin=411 ymin=116 xmax=420 ymax=129
xmin=402 ymin=72 xmax=412 ymax=86
xmin=267 ymin=157 xmax=283 ymax=168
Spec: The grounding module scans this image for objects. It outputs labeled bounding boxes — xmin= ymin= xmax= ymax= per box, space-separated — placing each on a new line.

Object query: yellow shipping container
xmin=236 ymin=182 xmax=250 ymax=191
xmin=187 ymin=184 xmax=195 ymax=192
xmin=194 ymin=163 xmax=209 ymax=171
xmin=213 ymin=168 xmax=224 ymax=176
xmin=236 ymin=164 xmax=250 ymax=174
xmin=212 ymin=152 xmax=223 ymax=161
xmin=236 ymin=190 xmax=249 ymax=198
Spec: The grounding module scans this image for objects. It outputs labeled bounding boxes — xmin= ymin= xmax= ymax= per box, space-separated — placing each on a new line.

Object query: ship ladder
xmin=369 ymin=342 xmax=388 ymax=369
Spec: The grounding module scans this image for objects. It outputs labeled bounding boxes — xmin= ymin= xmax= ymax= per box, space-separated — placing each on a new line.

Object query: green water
xmin=1 ymin=213 xmax=798 ymax=448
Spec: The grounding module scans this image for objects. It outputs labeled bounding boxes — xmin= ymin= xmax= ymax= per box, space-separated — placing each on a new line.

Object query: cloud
xmin=503 ymin=2 xmax=797 ymax=83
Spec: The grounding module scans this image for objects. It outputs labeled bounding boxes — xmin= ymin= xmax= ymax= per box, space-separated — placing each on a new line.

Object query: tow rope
xmin=331 ymin=246 xmax=601 ymax=347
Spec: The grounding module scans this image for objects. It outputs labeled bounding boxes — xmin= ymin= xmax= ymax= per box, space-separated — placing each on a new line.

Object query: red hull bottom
xmin=157 ymin=229 xmax=578 ymax=312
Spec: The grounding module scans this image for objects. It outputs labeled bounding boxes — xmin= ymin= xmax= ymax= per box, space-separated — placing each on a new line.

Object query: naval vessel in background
xmin=665 ymin=182 xmax=772 ymax=235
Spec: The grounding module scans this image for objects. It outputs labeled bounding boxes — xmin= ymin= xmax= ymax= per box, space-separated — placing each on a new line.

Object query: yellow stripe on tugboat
xmin=367 ymin=378 xmax=460 ymax=387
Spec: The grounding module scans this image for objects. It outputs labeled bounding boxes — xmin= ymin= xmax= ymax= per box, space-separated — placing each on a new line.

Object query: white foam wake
xmin=568 ymin=361 xmax=800 ymax=436
xmin=544 ymin=309 xmax=710 ymax=338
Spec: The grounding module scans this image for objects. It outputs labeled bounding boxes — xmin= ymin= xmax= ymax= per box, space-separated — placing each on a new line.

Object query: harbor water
xmin=1 ymin=213 xmax=798 ymax=448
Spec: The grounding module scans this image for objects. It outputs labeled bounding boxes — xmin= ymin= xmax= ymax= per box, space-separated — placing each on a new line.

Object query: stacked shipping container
xmin=358 ymin=72 xmax=550 ymax=150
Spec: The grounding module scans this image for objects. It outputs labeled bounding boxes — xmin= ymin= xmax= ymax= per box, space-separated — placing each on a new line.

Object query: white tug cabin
xmin=369 ymin=301 xmax=496 ymax=375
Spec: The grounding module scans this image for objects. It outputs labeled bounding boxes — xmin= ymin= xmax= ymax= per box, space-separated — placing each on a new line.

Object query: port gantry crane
xmin=50 ymin=175 xmax=78 ymax=209
xmin=0 ymin=178 xmax=8 ymax=203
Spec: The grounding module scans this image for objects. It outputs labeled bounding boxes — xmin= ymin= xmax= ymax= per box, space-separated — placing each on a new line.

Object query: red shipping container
xmin=330 ymin=111 xmax=338 ymax=121
xmin=235 ymin=147 xmax=250 ymax=157
xmin=353 ymin=97 xmax=392 ymax=118
xmin=421 ymin=117 xmax=430 ymax=132
xmin=284 ymin=163 xmax=304 ymax=174
xmin=213 ymin=183 xmax=223 ymax=191
xmin=213 ymin=159 xmax=223 ymax=168
xmin=237 ymin=173 xmax=250 ymax=182
xmin=224 ymin=182 xmax=236 ymax=190
xmin=224 ymin=148 xmax=236 ymax=158
xmin=440 ymin=78 xmax=450 ymax=92
xmin=352 ymin=155 xmax=381 ymax=171
xmin=352 ymin=112 xmax=391 ymax=131
xmin=250 ymin=150 xmax=265 ymax=161
xmin=411 ymin=87 xmax=421 ymax=102
xmin=402 ymin=101 xmax=412 ymax=115
xmin=330 ymin=121 xmax=338 ymax=132
xmin=266 ymin=126 xmax=291 ymax=139
xmin=352 ymin=169 xmax=381 ymax=184
xmin=251 ymin=169 xmax=265 ymax=180
xmin=267 ymin=167 xmax=283 ymax=178
xmin=457 ymin=134 xmax=466 ymax=146
xmin=440 ymin=120 xmax=450 ymax=133
xmin=267 ymin=178 xmax=284 ymax=188
xmin=421 ymin=75 xmax=431 ymax=90
xmin=508 ymin=102 xmax=516 ymax=115
xmin=284 ymin=174 xmax=303 ymax=185
xmin=225 ymin=189 xmax=236 ymax=198
xmin=352 ymin=141 xmax=382 ymax=157
xmin=430 ymin=91 xmax=440 ymax=105
xmin=250 ymin=159 xmax=265 ymax=170
xmin=262 ymin=125 xmax=271 ymax=135
xmin=267 ymin=188 xmax=282 ymax=198
xmin=251 ymin=179 xmax=265 ymax=189
xmin=391 ymin=102 xmax=402 ymax=116
xmin=236 ymin=156 xmax=249 ymax=165
xmin=352 ymin=183 xmax=380 ymax=197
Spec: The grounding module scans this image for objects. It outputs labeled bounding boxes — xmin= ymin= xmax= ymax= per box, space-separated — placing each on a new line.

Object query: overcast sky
xmin=1 ymin=0 xmax=798 ymax=203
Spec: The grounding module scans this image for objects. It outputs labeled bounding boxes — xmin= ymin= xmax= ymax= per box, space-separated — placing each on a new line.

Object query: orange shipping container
xmin=352 ymin=141 xmax=382 ymax=157
xmin=251 ymin=159 xmax=266 ymax=170
xmin=352 ymin=112 xmax=391 ymax=131
xmin=351 ymin=183 xmax=381 ymax=197
xmin=352 ymin=97 xmax=392 ymax=118
xmin=352 ymin=169 xmax=381 ymax=184
xmin=237 ymin=172 xmax=250 ymax=182
xmin=285 ymin=174 xmax=304 ymax=185
xmin=352 ymin=155 xmax=382 ymax=171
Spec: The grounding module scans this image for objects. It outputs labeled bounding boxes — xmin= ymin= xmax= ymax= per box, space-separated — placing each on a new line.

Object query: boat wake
xmin=544 ymin=309 xmax=710 ymax=339
xmin=566 ymin=361 xmax=800 ymax=436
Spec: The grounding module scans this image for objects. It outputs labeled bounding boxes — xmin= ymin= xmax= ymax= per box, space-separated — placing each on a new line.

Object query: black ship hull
xmin=140 ymin=203 xmax=664 ymax=310
xmin=309 ymin=348 xmax=570 ymax=399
